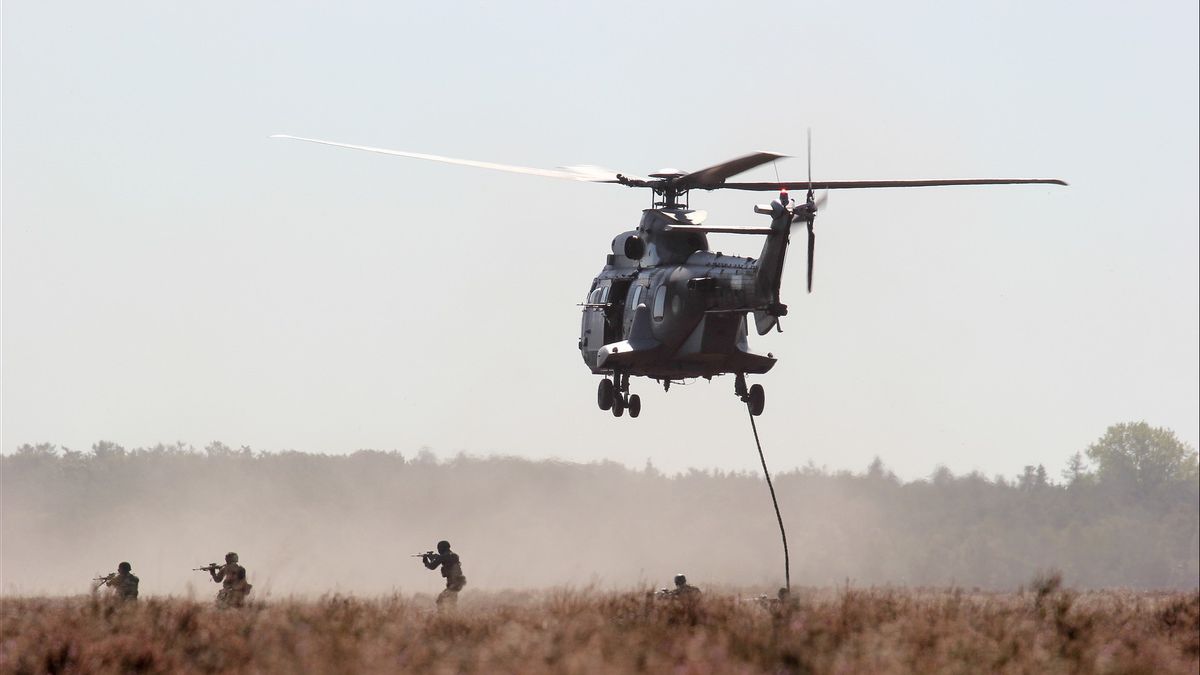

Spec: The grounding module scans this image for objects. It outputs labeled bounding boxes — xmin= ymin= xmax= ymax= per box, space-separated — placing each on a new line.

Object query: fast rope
xmin=748 ymin=406 xmax=790 ymax=592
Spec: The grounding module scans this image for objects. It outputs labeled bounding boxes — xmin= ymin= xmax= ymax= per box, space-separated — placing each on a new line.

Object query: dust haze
xmin=3 ymin=432 xmax=1196 ymax=598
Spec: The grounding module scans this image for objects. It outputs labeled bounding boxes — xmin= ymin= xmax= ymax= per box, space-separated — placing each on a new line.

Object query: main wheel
xmin=628 ymin=394 xmax=642 ymax=418
xmin=611 ymin=394 xmax=625 ymax=417
xmin=748 ymin=384 xmax=765 ymax=416
xmin=598 ymin=379 xmax=614 ymax=410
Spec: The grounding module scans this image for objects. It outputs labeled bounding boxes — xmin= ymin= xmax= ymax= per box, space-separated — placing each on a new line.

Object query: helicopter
xmin=272 ymin=134 xmax=1065 ymax=419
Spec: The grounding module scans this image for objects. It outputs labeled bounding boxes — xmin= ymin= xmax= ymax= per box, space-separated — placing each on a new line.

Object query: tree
xmin=866 ymin=456 xmax=896 ymax=482
xmin=91 ymin=441 xmax=126 ymax=460
xmin=1061 ymin=452 xmax=1091 ymax=486
xmin=1018 ymin=464 xmax=1049 ymax=490
xmin=931 ymin=465 xmax=955 ymax=486
xmin=1085 ymin=422 xmax=1198 ymax=493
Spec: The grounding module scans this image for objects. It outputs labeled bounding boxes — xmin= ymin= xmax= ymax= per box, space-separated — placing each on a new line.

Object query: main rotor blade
xmin=721 ymin=178 xmax=1068 ymax=191
xmin=675 ymin=151 xmax=788 ymax=190
xmin=271 ymin=135 xmax=646 ymax=183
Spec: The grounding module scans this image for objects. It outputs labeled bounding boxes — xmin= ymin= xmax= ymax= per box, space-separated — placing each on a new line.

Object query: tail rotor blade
xmin=806 ymin=128 xmax=813 ymax=196
xmin=806 ymin=221 xmax=816 ymax=294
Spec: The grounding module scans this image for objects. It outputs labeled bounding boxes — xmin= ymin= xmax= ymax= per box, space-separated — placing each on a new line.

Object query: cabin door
xmin=581 ymin=283 xmax=610 ymax=368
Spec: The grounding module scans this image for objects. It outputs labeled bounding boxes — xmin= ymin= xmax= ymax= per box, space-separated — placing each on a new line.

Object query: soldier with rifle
xmin=415 ymin=540 xmax=466 ymax=610
xmin=93 ymin=561 xmax=139 ymax=601
xmin=194 ymin=552 xmax=252 ymax=608
xmin=656 ymin=573 xmax=701 ymax=599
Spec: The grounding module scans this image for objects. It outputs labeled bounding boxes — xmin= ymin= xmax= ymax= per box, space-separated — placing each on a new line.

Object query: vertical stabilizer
xmin=752 ymin=200 xmax=794 ymax=334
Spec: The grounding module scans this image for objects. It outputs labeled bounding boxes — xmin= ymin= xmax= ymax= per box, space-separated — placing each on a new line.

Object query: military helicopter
xmin=273 ymin=134 xmax=1065 ymax=419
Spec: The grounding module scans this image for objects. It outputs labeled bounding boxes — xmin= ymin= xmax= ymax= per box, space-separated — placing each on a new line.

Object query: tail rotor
xmin=777 ymin=130 xmax=826 ymax=295
xmin=803 ymin=129 xmax=818 ymax=293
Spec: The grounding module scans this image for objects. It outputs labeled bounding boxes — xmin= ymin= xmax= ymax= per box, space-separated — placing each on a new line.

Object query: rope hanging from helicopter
xmin=747 ymin=403 xmax=791 ymax=593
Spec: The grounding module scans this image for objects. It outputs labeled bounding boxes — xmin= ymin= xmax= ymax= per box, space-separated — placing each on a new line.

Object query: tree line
xmin=1 ymin=422 xmax=1195 ymax=594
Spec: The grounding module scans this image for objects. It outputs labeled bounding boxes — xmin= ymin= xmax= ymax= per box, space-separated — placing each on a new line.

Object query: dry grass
xmin=1 ymin=586 xmax=1196 ymax=674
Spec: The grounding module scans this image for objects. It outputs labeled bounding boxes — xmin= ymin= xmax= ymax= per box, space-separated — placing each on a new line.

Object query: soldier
xmin=209 ymin=552 xmax=253 ymax=608
xmin=421 ymin=540 xmax=466 ymax=610
xmin=669 ymin=573 xmax=701 ymax=598
xmin=100 ymin=561 xmax=139 ymax=601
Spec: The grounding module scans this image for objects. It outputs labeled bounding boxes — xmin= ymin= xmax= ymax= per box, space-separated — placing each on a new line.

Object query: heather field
xmin=2 ymin=585 xmax=1197 ymax=674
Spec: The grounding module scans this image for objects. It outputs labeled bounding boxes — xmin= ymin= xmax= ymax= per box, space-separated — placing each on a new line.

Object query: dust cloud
xmin=2 ymin=443 xmax=1196 ymax=597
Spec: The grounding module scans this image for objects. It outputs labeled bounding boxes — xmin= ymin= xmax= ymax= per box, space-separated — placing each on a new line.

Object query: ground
xmin=1 ymin=586 xmax=1196 ymax=674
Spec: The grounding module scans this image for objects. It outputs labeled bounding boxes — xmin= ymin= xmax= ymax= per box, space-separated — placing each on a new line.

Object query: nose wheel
xmin=597 ymin=375 xmax=641 ymax=418
xmin=598 ymin=379 xmax=615 ymax=410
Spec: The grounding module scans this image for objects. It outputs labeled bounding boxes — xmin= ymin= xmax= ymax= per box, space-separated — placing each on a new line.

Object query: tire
xmin=628 ymin=394 xmax=641 ymax=418
xmin=748 ymin=384 xmax=765 ymax=416
xmin=611 ymin=394 xmax=625 ymax=417
xmin=598 ymin=379 xmax=614 ymax=410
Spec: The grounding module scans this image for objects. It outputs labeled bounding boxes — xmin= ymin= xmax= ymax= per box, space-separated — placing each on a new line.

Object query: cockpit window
xmin=652 ymin=285 xmax=667 ymax=321
xmin=588 ymin=285 xmax=611 ymax=305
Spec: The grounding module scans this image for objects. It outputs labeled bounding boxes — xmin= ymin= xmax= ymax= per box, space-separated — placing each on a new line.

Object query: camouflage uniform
xmin=664 ymin=574 xmax=701 ymax=599
xmin=211 ymin=560 xmax=252 ymax=608
xmin=103 ymin=570 xmax=140 ymax=601
xmin=423 ymin=545 xmax=467 ymax=609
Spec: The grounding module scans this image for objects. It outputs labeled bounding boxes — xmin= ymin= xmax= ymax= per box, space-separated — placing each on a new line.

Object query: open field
xmin=2 ymin=585 xmax=1196 ymax=674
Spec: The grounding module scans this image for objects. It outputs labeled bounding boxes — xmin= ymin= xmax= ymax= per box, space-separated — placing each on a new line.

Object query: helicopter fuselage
xmin=579 ymin=207 xmax=786 ymax=382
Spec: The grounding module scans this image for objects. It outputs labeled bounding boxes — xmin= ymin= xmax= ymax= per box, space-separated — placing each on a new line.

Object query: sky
xmin=2 ymin=1 xmax=1197 ymax=480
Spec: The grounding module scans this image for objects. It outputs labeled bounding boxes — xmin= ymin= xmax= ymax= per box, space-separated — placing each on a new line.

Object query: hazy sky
xmin=3 ymin=1 xmax=1197 ymax=479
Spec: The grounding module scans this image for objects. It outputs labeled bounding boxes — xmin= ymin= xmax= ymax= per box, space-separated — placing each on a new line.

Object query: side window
xmin=600 ymin=286 xmax=610 ymax=303
xmin=629 ymin=285 xmax=643 ymax=308
xmin=652 ymin=285 xmax=667 ymax=321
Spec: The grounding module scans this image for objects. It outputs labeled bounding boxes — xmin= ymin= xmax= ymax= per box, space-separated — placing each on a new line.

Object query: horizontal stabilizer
xmin=754 ymin=310 xmax=777 ymax=336
xmin=666 ymin=225 xmax=775 ymax=235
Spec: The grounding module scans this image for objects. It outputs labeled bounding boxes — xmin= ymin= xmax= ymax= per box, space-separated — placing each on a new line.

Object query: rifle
xmin=92 ymin=572 xmax=116 ymax=585
xmin=411 ymin=551 xmax=434 ymax=558
xmin=193 ymin=563 xmax=220 ymax=573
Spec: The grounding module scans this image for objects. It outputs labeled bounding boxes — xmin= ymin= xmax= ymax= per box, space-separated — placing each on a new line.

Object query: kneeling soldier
xmin=99 ymin=561 xmax=139 ymax=601
xmin=668 ymin=573 xmax=701 ymax=598
xmin=210 ymin=552 xmax=253 ymax=608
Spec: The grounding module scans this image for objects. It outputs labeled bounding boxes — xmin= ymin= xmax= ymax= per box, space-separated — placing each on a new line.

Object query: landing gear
xmin=611 ymin=392 xmax=625 ymax=417
xmin=748 ymin=384 xmax=765 ymax=417
xmin=735 ymin=373 xmax=766 ymax=416
xmin=599 ymin=373 xmax=641 ymax=418
xmin=628 ymin=394 xmax=641 ymax=418
xmin=598 ymin=379 xmax=614 ymax=411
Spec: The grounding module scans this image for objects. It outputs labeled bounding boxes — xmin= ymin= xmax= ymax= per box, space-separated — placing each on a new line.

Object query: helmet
xmin=118 ymin=562 xmax=132 ymax=573
xmin=225 ymin=552 xmax=239 ymax=563
xmin=436 ymin=540 xmax=451 ymax=554
xmin=674 ymin=574 xmax=687 ymax=587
